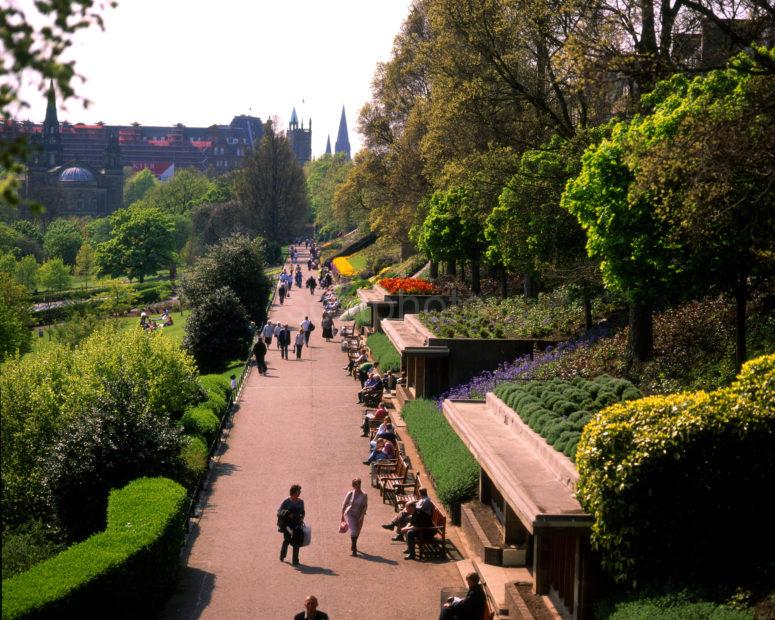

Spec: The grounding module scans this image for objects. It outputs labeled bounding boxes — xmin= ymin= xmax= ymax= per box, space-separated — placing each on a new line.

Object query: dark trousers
xmin=295 ymin=344 xmax=303 ymax=359
xmin=279 ymin=292 xmax=285 ymax=304
xmin=255 ymin=356 xmax=267 ymax=374
xmin=304 ymin=330 xmax=311 ymax=345
xmin=280 ymin=345 xmax=289 ymax=359
xmin=280 ymin=532 xmax=299 ymax=563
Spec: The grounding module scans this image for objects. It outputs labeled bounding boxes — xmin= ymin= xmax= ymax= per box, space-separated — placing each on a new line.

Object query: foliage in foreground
xmin=1 ymin=478 xmax=187 ymax=620
xmin=576 ymin=354 xmax=775 ymax=586
xmin=401 ymin=399 xmax=479 ymax=507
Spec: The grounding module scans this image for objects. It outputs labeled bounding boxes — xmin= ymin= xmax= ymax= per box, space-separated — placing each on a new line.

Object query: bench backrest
xmin=432 ymin=508 xmax=447 ymax=538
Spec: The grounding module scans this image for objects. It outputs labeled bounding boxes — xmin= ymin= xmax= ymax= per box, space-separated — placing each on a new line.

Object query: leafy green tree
xmin=94 ymin=206 xmax=175 ymax=282
xmin=190 ymin=200 xmax=253 ymax=254
xmin=37 ymin=257 xmax=72 ymax=293
xmin=15 ymin=255 xmax=38 ymax=291
xmin=10 ymin=220 xmax=44 ymax=260
xmin=180 ymin=234 xmax=271 ymax=324
xmin=123 ymin=168 xmax=158 ymax=207
xmin=99 ymin=280 xmax=138 ymax=317
xmin=74 ymin=242 xmax=95 ymax=289
xmin=86 ymin=216 xmax=112 ymax=245
xmin=43 ymin=219 xmax=83 ymax=265
xmin=236 ymin=121 xmax=309 ymax=243
xmin=48 ymin=307 xmax=101 ymax=348
xmin=305 ymin=153 xmax=353 ymax=236
xmin=0 ymin=272 xmax=32 ymax=361
xmin=183 ymin=287 xmax=252 ymax=374
xmin=140 ymin=168 xmax=211 ymax=214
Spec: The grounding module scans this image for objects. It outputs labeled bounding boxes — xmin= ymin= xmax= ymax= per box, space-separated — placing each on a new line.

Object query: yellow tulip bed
xmin=332 ymin=256 xmax=356 ymax=277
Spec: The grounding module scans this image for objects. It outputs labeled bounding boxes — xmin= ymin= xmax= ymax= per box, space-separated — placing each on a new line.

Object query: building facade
xmin=286 ymin=107 xmax=312 ymax=165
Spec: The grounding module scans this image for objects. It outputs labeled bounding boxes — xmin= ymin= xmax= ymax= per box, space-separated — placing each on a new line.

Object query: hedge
xmin=576 ymin=354 xmax=775 ymax=586
xmin=177 ymin=435 xmax=208 ymax=488
xmin=598 ymin=589 xmax=751 ymax=620
xmin=401 ymin=399 xmax=479 ymax=507
xmin=493 ymin=375 xmax=641 ymax=461
xmin=354 ymin=307 xmax=372 ymax=329
xmin=367 ymin=332 xmax=401 ymax=372
xmin=180 ymin=406 xmax=220 ymax=444
xmin=2 ymin=477 xmax=187 ymax=619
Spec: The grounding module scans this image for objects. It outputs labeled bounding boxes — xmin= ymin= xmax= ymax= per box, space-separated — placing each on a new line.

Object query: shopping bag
xmin=339 ymin=520 xmax=349 ymax=534
xmin=302 ymin=523 xmax=312 ymax=547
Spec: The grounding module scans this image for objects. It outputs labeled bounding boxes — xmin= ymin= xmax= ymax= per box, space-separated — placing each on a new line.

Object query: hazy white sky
xmin=17 ymin=0 xmax=412 ymax=156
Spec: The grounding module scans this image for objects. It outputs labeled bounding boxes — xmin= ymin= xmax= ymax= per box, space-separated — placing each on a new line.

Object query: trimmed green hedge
xmin=493 ymin=375 xmax=641 ymax=461
xmin=401 ymin=399 xmax=478 ymax=507
xmin=178 ymin=435 xmax=208 ymax=488
xmin=180 ymin=406 xmax=220 ymax=444
xmin=354 ymin=307 xmax=372 ymax=329
xmin=577 ymin=354 xmax=775 ymax=585
xmin=367 ymin=332 xmax=401 ymax=372
xmin=2 ymin=477 xmax=187 ymax=619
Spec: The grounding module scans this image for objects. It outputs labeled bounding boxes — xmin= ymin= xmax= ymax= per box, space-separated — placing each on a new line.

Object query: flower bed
xmin=493 ymin=375 xmax=641 ymax=460
xmin=332 ymin=256 xmax=356 ymax=277
xmin=420 ymin=286 xmax=611 ymax=339
xmin=378 ymin=277 xmax=440 ymax=295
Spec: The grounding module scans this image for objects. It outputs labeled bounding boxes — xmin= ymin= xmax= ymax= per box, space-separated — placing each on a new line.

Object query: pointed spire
xmin=334 ymin=105 xmax=351 ymax=160
xmin=44 ymin=80 xmax=59 ymax=126
xmin=325 ymin=135 xmax=332 ymax=155
xmin=290 ymin=107 xmax=298 ymax=128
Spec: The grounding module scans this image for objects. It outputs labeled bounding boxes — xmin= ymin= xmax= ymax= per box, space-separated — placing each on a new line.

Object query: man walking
xmin=262 ymin=321 xmax=274 ymax=346
xmin=278 ymin=324 xmax=291 ymax=360
xmin=294 ymin=329 xmax=306 ymax=359
xmin=253 ymin=338 xmax=268 ymax=375
xmin=300 ymin=316 xmax=314 ymax=347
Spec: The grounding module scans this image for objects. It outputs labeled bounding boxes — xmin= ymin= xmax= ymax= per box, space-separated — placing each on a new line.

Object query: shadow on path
xmin=355 ymin=552 xmax=399 ymax=566
xmin=293 ymin=564 xmax=338 ymax=576
xmin=161 ymin=566 xmax=215 ymax=620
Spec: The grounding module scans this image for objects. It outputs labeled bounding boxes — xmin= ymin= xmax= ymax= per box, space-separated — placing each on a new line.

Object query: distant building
xmin=286 ymin=107 xmax=312 ymax=165
xmin=325 ymin=134 xmax=332 ymax=155
xmin=334 ymin=106 xmax=351 ymax=160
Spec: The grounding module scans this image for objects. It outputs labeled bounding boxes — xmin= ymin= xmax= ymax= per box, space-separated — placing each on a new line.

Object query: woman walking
xmin=278 ymin=484 xmax=305 ymax=565
xmin=341 ymin=478 xmax=368 ymax=556
xmin=294 ymin=329 xmax=306 ymax=359
xmin=321 ymin=313 xmax=334 ymax=342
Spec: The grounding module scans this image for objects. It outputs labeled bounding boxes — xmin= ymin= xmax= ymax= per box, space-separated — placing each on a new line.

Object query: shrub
xmin=0 ymin=272 xmax=32 ymax=361
xmin=183 ymin=287 xmax=252 ymax=374
xmin=135 ymin=282 xmax=172 ymax=304
xmin=180 ymin=406 xmax=220 ymax=445
xmin=200 ymin=375 xmax=231 ymax=402
xmin=576 ymin=354 xmax=775 ymax=586
xmin=354 ymin=307 xmax=372 ymax=329
xmin=597 ymin=588 xmax=752 ymax=620
xmin=178 ymin=435 xmax=208 ymax=488
xmin=1 ymin=478 xmax=187 ymax=619
xmin=45 ymin=378 xmax=184 ymax=540
xmin=401 ymin=399 xmax=479 ymax=507
xmin=366 ymin=332 xmax=401 ymax=372
xmin=1 ymin=521 xmax=66 ymax=580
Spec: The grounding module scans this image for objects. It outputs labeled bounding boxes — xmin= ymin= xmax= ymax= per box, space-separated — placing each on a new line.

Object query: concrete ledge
xmin=506 ymin=582 xmax=558 ymax=619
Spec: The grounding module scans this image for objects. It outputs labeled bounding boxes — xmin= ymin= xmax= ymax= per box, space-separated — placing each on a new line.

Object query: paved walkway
xmin=162 ymin=250 xmax=460 ymax=619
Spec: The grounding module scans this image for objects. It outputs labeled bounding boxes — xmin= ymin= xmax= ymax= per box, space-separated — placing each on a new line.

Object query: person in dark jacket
xmin=278 ymin=484 xmax=305 ymax=566
xmin=401 ymin=500 xmax=434 ymax=560
xmin=294 ymin=595 xmax=329 ymax=620
xmin=306 ymin=275 xmax=317 ymax=295
xmin=439 ymin=572 xmax=486 ymax=620
xmin=278 ymin=324 xmax=291 ymax=360
xmin=253 ymin=338 xmax=268 ymax=375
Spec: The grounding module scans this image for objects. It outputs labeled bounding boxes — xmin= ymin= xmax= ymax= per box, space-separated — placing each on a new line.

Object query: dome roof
xmin=59 ymin=166 xmax=96 ymax=183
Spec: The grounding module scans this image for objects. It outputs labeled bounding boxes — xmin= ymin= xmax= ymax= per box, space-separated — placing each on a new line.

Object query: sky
xmin=15 ymin=0 xmax=413 ymax=157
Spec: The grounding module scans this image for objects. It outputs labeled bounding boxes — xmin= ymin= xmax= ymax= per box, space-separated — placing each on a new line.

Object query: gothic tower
xmin=286 ymin=107 xmax=312 ymax=165
xmin=334 ymin=106 xmax=351 ymax=160
xmin=325 ymin=135 xmax=332 ymax=155
xmin=42 ymin=81 xmax=63 ymax=168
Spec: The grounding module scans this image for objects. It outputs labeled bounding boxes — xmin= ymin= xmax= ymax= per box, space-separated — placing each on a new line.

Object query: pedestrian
xmin=307 ymin=258 xmax=312 ymax=271
xmin=294 ymin=329 xmax=305 ymax=359
xmin=274 ymin=322 xmax=283 ymax=349
xmin=229 ymin=374 xmax=237 ymax=402
xmin=278 ymin=324 xmax=291 ymax=360
xmin=262 ymin=321 xmax=274 ymax=346
xmin=341 ymin=477 xmax=368 ymax=556
xmin=321 ymin=313 xmax=334 ymax=342
xmin=278 ymin=283 xmax=286 ymax=305
xmin=278 ymin=484 xmax=304 ymax=566
xmin=295 ymin=270 xmax=303 ymax=289
xmin=253 ymin=338 xmax=268 ymax=375
xmin=294 ymin=595 xmax=328 ymax=620
xmin=300 ymin=316 xmax=314 ymax=347
xmin=306 ymin=275 xmax=317 ymax=295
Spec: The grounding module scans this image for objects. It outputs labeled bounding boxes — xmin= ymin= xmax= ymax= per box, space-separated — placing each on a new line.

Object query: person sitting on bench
xmin=439 ymin=572 xmax=486 ymax=620
xmin=381 ymin=488 xmax=435 ymax=541
xmin=363 ymin=437 xmax=395 ymax=465
xmin=357 ymin=365 xmax=382 ymax=403
xmin=361 ymin=402 xmax=388 ymax=437
xmin=345 ymin=348 xmax=368 ymax=374
xmin=400 ymin=500 xmax=434 ymax=560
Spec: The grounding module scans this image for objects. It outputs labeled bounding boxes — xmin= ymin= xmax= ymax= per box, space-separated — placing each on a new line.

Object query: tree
xmin=305 ymin=153 xmax=354 ymax=236
xmin=1 ymin=1 xmax=115 ymax=209
xmin=123 ymin=168 xmax=158 ymax=207
xmin=190 ymin=200 xmax=253 ymax=254
xmin=236 ymin=121 xmax=309 ymax=243
xmin=37 ymin=257 xmax=72 ymax=293
xmin=86 ymin=216 xmax=112 ymax=245
xmin=15 ymin=255 xmax=38 ymax=291
xmin=100 ymin=280 xmax=138 ymax=317
xmin=140 ymin=168 xmax=211 ymax=214
xmin=11 ymin=220 xmax=44 ymax=260
xmin=94 ymin=206 xmax=175 ymax=282
xmin=0 ymin=272 xmax=32 ymax=361
xmin=180 ymin=234 xmax=272 ymax=324
xmin=183 ymin=287 xmax=252 ymax=374
xmin=74 ymin=242 xmax=95 ymax=289
xmin=43 ymin=219 xmax=83 ymax=265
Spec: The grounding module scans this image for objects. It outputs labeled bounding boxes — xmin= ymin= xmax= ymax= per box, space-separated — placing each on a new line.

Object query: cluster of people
xmin=255 ymin=317 xmax=317 ymax=369
xmin=277 ymin=266 xmax=306 ymax=304
xmin=139 ymin=308 xmax=173 ymax=331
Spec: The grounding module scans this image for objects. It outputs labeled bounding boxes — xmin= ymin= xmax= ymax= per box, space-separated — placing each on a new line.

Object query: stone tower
xmin=287 ymin=107 xmax=312 ymax=165
xmin=42 ymin=81 xmax=64 ymax=168
xmin=334 ymin=106 xmax=351 ymax=160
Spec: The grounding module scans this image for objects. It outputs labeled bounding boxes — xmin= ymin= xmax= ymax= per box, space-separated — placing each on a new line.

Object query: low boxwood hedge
xmin=493 ymin=375 xmax=641 ymax=461
xmin=401 ymin=399 xmax=478 ymax=507
xmin=576 ymin=354 xmax=775 ymax=586
xmin=2 ymin=477 xmax=187 ymax=619
xmin=177 ymin=435 xmax=208 ymax=488
xmin=367 ymin=332 xmax=401 ymax=372
xmin=180 ymin=406 xmax=220 ymax=445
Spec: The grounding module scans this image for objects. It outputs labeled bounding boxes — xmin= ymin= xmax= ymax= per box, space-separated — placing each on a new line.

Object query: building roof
xmin=59 ymin=166 xmax=96 ymax=183
xmin=290 ymin=107 xmax=299 ymax=125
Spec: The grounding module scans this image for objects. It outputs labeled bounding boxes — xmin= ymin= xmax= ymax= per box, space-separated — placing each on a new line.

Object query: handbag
xmin=302 ymin=523 xmax=312 ymax=547
xmin=339 ymin=520 xmax=349 ymax=534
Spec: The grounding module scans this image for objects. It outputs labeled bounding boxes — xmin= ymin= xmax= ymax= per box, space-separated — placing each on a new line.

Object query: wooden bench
xmin=378 ymin=458 xmax=411 ymax=503
xmin=393 ymin=472 xmax=422 ymax=511
xmin=415 ymin=507 xmax=447 ymax=560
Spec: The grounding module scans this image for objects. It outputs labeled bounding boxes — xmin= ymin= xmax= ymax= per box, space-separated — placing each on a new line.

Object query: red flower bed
xmin=379 ymin=277 xmax=440 ymax=295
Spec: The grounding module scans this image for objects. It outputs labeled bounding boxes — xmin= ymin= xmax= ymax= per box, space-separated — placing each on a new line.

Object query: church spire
xmin=325 ymin=135 xmax=331 ymax=155
xmin=44 ymin=81 xmax=59 ymax=126
xmin=334 ymin=105 xmax=351 ymax=160
xmin=42 ymin=80 xmax=63 ymax=167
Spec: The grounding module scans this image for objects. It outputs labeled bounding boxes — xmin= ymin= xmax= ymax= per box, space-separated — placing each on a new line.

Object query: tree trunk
xmin=523 ymin=273 xmax=538 ymax=299
xmin=500 ymin=267 xmax=508 ymax=299
xmin=628 ymin=301 xmax=654 ymax=362
xmin=446 ymin=260 xmax=456 ymax=277
xmin=430 ymin=260 xmax=438 ymax=279
xmin=471 ymin=257 xmax=481 ymax=295
xmin=734 ymin=272 xmax=747 ymax=373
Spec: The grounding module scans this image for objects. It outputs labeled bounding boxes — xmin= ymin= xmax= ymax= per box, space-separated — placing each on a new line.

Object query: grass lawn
xmin=347 ymin=252 xmax=368 ymax=272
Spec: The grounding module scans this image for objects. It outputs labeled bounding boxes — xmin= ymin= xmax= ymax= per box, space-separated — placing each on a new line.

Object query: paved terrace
xmin=162 ymin=250 xmax=459 ymax=619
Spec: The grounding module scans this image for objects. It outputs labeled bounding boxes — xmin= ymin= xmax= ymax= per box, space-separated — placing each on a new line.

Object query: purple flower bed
xmin=437 ymin=326 xmax=609 ymax=407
